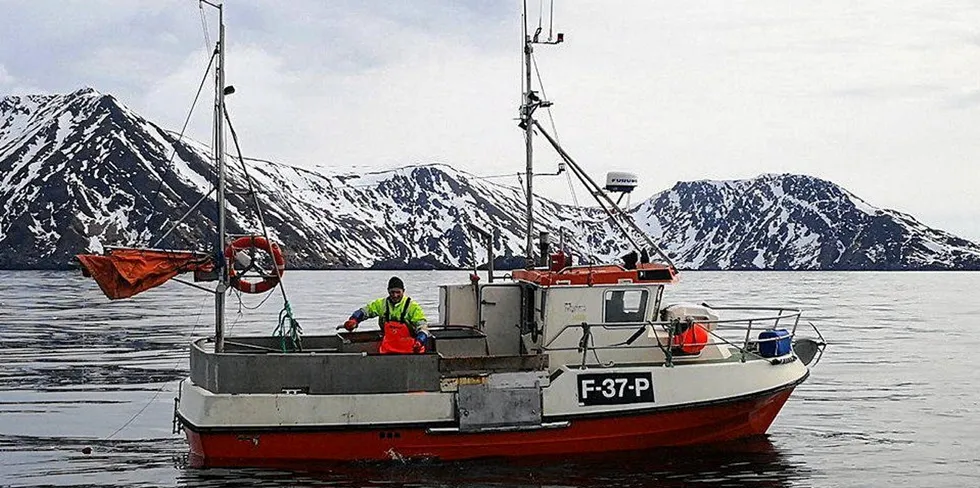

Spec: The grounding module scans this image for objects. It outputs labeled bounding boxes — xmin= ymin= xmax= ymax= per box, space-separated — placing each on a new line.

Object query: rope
xmin=224 ymin=107 xmax=302 ymax=351
xmin=103 ymin=294 xmax=208 ymax=441
xmin=235 ymin=286 xmax=277 ymax=311
xmin=274 ymin=301 xmax=303 ymax=352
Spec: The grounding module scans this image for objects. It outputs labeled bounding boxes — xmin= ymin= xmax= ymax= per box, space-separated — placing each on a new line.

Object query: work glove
xmin=343 ymin=319 xmax=358 ymax=331
xmin=413 ymin=331 xmax=428 ymax=353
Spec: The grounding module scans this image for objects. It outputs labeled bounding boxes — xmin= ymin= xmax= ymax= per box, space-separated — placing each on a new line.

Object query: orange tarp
xmin=76 ymin=248 xmax=214 ymax=300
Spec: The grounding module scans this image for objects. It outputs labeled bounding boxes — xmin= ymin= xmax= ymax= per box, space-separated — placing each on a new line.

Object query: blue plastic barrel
xmin=759 ymin=329 xmax=792 ymax=358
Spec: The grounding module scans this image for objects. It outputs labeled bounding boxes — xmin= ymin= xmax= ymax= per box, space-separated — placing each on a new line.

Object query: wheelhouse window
xmin=604 ymin=289 xmax=649 ymax=323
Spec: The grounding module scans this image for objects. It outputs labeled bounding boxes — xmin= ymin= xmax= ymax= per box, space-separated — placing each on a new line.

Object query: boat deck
xmin=190 ymin=327 xmax=550 ymax=395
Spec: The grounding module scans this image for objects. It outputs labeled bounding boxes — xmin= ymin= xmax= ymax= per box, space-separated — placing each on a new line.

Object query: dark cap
xmin=387 ymin=276 xmax=404 ymax=291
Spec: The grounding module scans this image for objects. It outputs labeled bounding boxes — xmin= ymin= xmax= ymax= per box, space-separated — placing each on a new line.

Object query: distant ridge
xmin=634 ymin=174 xmax=980 ymax=270
xmin=2 ymin=89 xmax=979 ymax=270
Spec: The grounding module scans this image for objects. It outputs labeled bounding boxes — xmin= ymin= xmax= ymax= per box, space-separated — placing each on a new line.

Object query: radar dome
xmin=605 ymin=172 xmax=638 ymax=193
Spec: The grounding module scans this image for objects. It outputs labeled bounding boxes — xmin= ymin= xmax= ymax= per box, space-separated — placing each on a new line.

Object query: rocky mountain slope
xmin=2 ymin=88 xmax=978 ymax=270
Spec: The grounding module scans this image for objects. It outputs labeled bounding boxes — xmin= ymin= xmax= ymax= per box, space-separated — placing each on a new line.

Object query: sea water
xmin=1 ymin=270 xmax=978 ymax=487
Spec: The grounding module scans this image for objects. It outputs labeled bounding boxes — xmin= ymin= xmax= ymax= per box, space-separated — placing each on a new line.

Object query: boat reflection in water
xmin=174 ymin=436 xmax=808 ymax=488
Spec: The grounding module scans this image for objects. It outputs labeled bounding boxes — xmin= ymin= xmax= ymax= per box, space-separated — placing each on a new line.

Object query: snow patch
xmin=87 ymin=235 xmax=104 ymax=254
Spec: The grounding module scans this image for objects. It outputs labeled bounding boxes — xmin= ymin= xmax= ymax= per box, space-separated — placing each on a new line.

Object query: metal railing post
xmin=741 ymin=320 xmax=754 ymax=362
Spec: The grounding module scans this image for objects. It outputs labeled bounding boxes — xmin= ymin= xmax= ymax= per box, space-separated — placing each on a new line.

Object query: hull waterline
xmin=183 ymin=386 xmax=795 ymax=467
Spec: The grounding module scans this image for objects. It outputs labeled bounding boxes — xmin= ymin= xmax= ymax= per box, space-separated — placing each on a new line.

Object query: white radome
xmin=605 ymin=171 xmax=639 ymax=193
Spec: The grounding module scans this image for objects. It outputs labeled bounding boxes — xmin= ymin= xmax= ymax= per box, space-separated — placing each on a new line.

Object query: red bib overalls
xmin=378 ymin=297 xmax=425 ymax=354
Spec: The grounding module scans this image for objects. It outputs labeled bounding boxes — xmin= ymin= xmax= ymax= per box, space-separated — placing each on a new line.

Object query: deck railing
xmin=541 ymin=305 xmax=821 ymax=367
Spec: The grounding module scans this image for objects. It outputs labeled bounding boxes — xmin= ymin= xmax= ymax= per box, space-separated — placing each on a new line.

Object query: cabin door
xmin=479 ymin=285 xmax=522 ymax=356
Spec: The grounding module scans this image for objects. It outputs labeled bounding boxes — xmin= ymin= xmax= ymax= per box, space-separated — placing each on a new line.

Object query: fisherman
xmin=342 ymin=276 xmax=430 ymax=354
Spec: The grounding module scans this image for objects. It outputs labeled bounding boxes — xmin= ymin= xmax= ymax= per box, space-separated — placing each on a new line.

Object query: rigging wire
xmin=472 ymin=172 xmax=524 ymax=181
xmin=535 ymin=118 xmax=668 ymax=264
xmin=531 ymin=54 xmax=559 ymax=144
xmin=143 ymin=47 xmax=218 ymax=248
xmin=198 ymin=1 xmax=212 ymax=54
xmin=529 ymin=51 xmax=597 ymax=263
xmin=524 ymin=61 xmax=670 ymax=266
xmin=150 ymin=188 xmax=217 ymax=248
xmin=341 ymin=171 xmax=527 ymax=189
xmin=224 ymin=107 xmax=302 ymax=351
xmin=537 ymin=0 xmax=544 ymax=32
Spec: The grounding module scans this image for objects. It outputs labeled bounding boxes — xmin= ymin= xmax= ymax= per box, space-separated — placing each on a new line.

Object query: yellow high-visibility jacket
xmin=358 ymin=296 xmax=429 ymax=335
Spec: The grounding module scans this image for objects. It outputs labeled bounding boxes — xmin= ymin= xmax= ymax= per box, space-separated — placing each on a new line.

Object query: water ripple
xmin=2 ymin=270 xmax=979 ymax=487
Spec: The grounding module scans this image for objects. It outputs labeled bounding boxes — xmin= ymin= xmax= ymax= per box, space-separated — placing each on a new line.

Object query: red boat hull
xmin=183 ymin=386 xmax=796 ymax=467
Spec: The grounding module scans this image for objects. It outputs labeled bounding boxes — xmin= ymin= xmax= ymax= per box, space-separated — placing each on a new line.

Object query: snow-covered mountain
xmin=2 ymin=89 xmax=979 ymax=270
xmin=634 ymin=176 xmax=980 ymax=270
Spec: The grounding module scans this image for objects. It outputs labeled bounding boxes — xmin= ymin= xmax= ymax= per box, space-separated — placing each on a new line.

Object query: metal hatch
xmin=479 ymin=284 xmax=523 ymax=356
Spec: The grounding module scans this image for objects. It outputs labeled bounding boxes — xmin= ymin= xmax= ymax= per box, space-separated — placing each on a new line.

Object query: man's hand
xmin=413 ymin=331 xmax=428 ymax=353
xmin=343 ymin=319 xmax=358 ymax=331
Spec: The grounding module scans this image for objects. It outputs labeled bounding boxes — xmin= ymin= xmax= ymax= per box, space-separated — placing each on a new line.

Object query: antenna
xmin=520 ymin=0 xmax=564 ymax=268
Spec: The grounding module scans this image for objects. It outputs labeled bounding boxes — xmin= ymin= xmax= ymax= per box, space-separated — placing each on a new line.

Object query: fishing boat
xmin=77 ymin=2 xmax=825 ymax=467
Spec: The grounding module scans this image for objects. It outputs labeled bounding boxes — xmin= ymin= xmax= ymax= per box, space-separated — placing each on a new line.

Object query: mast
xmin=520 ymin=0 xmax=562 ymax=269
xmin=213 ymin=2 xmax=227 ymax=352
xmin=513 ymin=4 xmax=671 ymax=270
xmin=522 ymin=1 xmax=534 ymax=269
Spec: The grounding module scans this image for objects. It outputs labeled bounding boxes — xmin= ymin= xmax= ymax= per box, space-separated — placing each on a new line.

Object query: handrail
xmin=540 ymin=306 xmax=809 ymax=367
xmin=542 ymin=309 xmax=803 ymax=348
xmin=702 ymin=305 xmax=803 ymax=313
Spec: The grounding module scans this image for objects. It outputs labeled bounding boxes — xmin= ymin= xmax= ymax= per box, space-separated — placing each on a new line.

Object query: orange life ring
xmin=224 ymin=236 xmax=285 ymax=294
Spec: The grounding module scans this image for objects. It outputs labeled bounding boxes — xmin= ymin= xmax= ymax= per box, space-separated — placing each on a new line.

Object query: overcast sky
xmin=2 ymin=1 xmax=978 ymax=241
